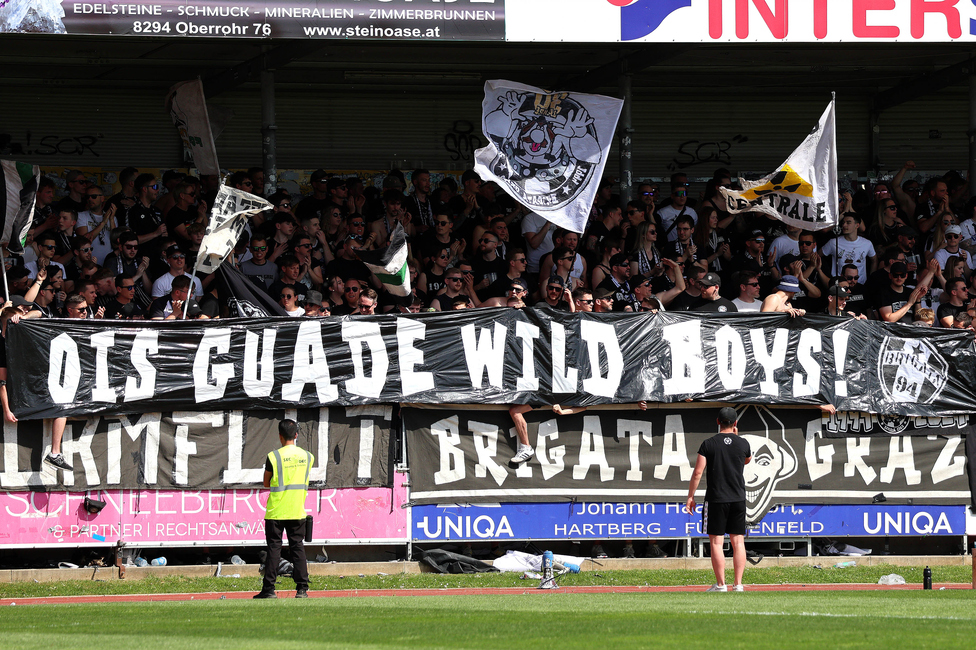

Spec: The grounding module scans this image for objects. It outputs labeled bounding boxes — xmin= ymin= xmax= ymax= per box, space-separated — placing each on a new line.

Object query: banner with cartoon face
xmin=405 ymin=405 xmax=973 ymax=524
xmin=474 ymin=80 xmax=623 ymax=234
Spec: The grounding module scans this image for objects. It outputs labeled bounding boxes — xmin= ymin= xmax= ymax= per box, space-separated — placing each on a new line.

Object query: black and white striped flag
xmin=354 ymin=223 xmax=411 ymax=297
xmin=1 ymin=160 xmax=39 ymax=257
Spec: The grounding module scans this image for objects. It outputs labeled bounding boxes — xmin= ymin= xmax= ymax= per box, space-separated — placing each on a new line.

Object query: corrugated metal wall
xmin=2 ymin=85 xmax=970 ymax=178
xmin=2 ymin=87 xmax=182 ymax=169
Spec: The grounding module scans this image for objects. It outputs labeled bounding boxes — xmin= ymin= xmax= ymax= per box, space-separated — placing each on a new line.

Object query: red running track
xmin=1 ymin=583 xmax=972 ymax=606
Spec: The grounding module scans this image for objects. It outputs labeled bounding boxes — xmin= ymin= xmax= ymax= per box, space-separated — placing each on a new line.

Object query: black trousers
xmin=262 ymin=518 xmax=309 ymax=592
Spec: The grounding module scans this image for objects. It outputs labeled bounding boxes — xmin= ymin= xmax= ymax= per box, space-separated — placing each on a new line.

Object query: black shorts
xmin=702 ymin=500 xmax=746 ymax=536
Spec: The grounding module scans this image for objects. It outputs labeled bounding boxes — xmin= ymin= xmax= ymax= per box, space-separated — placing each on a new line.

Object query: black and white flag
xmin=195 ymin=185 xmax=270 ymax=275
xmin=217 ymin=263 xmax=288 ymax=318
xmin=474 ymin=80 xmax=623 ymax=234
xmin=166 ymin=79 xmax=221 ymax=175
xmin=720 ymin=97 xmax=838 ymax=230
xmin=355 ymin=223 xmax=411 ymax=297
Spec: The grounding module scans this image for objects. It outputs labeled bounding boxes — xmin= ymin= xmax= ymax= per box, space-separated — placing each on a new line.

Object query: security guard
xmin=254 ymin=419 xmax=313 ymax=599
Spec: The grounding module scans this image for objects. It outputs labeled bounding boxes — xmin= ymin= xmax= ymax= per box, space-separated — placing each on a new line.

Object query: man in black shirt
xmin=533 ymin=275 xmax=574 ymax=312
xmin=125 ymin=174 xmax=168 ymax=254
xmin=878 ymin=262 xmax=926 ymax=324
xmin=104 ymin=273 xmax=143 ymax=320
xmin=324 ymin=236 xmax=374 ymax=287
xmin=165 ymin=180 xmax=207 ymax=249
xmin=240 ymin=234 xmax=279 ymax=294
xmin=938 ymin=278 xmax=971 ymax=328
xmin=295 ymin=169 xmax=334 ymax=221
xmin=731 ymin=229 xmax=777 ymax=294
xmin=668 ymin=265 xmax=706 ymax=312
xmin=596 ymin=252 xmax=638 ymax=310
xmin=690 ymin=272 xmax=737 ymax=313
xmin=686 ymin=407 xmax=752 ymax=593
xmin=471 ymin=231 xmax=507 ymax=301
xmin=268 ymin=254 xmax=308 ymax=305
xmin=54 ymin=170 xmax=89 ymax=215
xmin=148 ymin=275 xmax=201 ymax=320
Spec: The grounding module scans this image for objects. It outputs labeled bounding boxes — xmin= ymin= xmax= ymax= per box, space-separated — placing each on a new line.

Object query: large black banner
xmin=404 ymin=406 xmax=974 ymax=523
xmin=0 ymin=407 xmax=392 ymax=492
xmin=1 ymin=1 xmax=504 ymax=40
xmin=8 ymin=310 xmax=976 ymax=419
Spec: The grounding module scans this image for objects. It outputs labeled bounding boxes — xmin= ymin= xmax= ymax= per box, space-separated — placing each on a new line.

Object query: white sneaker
xmin=706 ymin=584 xmax=728 ymax=592
xmin=732 ymin=584 xmax=744 ymax=592
xmin=511 ymin=446 xmax=533 ymax=463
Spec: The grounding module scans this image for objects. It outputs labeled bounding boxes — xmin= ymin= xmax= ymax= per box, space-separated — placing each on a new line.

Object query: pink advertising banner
xmin=0 ymin=473 xmax=408 ymax=549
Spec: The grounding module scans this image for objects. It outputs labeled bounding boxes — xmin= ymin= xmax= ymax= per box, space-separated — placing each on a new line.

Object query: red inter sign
xmin=705 ymin=0 xmax=962 ymax=40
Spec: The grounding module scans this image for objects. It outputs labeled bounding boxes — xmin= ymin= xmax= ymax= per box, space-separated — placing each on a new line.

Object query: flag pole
xmin=184 ymin=254 xmax=204 ymax=320
xmin=0 ymin=247 xmax=10 ymax=305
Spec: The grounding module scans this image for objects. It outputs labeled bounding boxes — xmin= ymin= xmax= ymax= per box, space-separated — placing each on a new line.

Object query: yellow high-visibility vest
xmin=265 ymin=444 xmax=313 ymax=521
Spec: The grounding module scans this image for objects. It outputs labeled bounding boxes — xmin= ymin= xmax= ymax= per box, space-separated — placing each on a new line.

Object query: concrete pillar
xmin=618 ymin=72 xmax=633 ymax=206
xmin=261 ymin=69 xmax=277 ymax=196
xmin=970 ymin=74 xmax=976 ymax=197
xmin=869 ymin=111 xmax=881 ymax=174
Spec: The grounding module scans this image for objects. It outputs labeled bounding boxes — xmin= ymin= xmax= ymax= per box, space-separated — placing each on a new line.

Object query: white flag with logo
xmin=474 ymin=80 xmax=623 ymax=234
xmin=720 ymin=97 xmax=838 ymax=230
xmin=195 ymin=186 xmax=270 ymax=275
xmin=166 ymin=79 xmax=221 ymax=176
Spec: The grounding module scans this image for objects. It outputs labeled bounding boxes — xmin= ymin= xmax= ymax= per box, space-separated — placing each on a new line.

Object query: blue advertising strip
xmin=412 ymin=503 xmax=967 ymax=541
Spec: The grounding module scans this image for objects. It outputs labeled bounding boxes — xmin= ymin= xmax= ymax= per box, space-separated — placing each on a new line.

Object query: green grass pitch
xmin=2 ymin=591 xmax=975 ymax=650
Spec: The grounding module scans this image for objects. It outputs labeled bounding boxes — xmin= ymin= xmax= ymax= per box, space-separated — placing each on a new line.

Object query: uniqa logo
xmin=608 ymin=0 xmax=693 ymax=41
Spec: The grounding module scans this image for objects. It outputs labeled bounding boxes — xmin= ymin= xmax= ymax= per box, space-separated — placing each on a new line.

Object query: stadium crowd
xmin=0 ymin=162 xmax=973 ymax=478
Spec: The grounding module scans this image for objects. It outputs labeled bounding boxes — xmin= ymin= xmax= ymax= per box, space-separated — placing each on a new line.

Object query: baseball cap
xmin=609 ymin=252 xmax=630 ymax=268
xmin=897 ymin=225 xmax=917 ymax=238
xmin=593 ymin=287 xmax=614 ymax=300
xmin=699 ymin=272 xmax=722 ymax=287
xmin=310 ymin=169 xmax=328 ymax=183
xmin=383 ymin=174 xmax=405 ymax=191
xmin=304 ymin=290 xmax=323 ymax=307
xmin=165 ymin=244 xmax=182 ymax=258
xmin=946 ymin=224 xmax=962 ymax=236
xmin=510 ymin=277 xmax=529 ymax=291
xmin=11 ymin=295 xmax=35 ymax=308
xmin=828 ymin=285 xmax=850 ymax=299
xmin=748 ymin=229 xmax=765 ymax=241
xmin=547 ymin=276 xmax=566 ymax=288
xmin=890 ymin=261 xmax=908 ymax=274
xmin=326 ymin=177 xmax=347 ymax=192
xmin=718 ymin=407 xmax=738 ymax=425
xmin=778 ymin=253 xmax=799 ymax=270
xmin=777 ymin=275 xmax=800 ymax=292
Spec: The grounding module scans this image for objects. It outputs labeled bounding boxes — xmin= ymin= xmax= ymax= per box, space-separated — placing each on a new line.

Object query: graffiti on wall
xmin=1 ymin=131 xmax=102 ymax=157
xmin=667 ymin=134 xmax=748 ymax=171
xmin=444 ymin=120 xmax=483 ymax=163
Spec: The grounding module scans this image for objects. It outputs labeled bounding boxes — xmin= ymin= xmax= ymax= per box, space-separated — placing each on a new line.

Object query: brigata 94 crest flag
xmin=720 ymin=96 xmax=838 ymax=231
xmin=474 ymin=80 xmax=623 ymax=234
